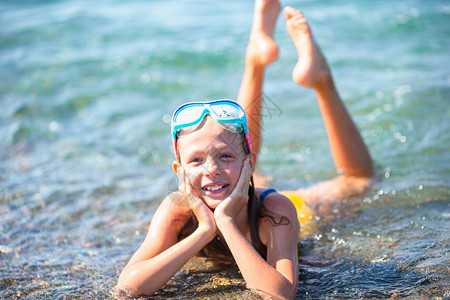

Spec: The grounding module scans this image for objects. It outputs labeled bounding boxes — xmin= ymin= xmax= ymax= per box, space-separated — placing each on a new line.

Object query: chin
xmin=200 ymin=187 xmax=231 ymax=208
xmin=203 ymin=198 xmax=222 ymax=210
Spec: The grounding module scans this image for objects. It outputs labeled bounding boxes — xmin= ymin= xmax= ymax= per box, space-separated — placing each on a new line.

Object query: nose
xmin=204 ymin=157 xmax=221 ymax=177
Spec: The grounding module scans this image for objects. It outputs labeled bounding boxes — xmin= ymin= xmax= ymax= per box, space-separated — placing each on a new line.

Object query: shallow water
xmin=1 ymin=0 xmax=449 ymax=299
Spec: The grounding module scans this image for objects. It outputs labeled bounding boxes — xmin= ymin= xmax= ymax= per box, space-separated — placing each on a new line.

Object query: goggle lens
xmin=174 ymin=106 xmax=204 ymax=124
xmin=209 ymin=104 xmax=242 ymax=119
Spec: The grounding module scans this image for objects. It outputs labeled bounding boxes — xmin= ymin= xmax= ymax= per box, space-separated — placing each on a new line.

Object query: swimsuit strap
xmin=259 ymin=188 xmax=277 ymax=203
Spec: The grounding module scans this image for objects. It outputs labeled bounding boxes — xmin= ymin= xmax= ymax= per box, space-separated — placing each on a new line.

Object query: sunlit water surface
xmin=1 ymin=0 xmax=449 ymax=298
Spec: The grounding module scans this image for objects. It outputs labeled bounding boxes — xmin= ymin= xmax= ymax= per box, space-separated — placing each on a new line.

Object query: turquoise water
xmin=1 ymin=0 xmax=449 ymax=298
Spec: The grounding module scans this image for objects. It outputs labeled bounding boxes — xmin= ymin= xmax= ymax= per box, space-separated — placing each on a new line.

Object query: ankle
xmin=315 ymin=75 xmax=340 ymax=102
xmin=294 ymin=65 xmax=333 ymax=91
xmin=244 ymin=53 xmax=270 ymax=70
xmin=315 ymin=69 xmax=333 ymax=90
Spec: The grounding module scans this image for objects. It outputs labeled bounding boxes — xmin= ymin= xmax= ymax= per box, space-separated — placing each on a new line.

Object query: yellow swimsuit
xmin=260 ymin=189 xmax=313 ymax=223
xmin=279 ymin=191 xmax=313 ymax=223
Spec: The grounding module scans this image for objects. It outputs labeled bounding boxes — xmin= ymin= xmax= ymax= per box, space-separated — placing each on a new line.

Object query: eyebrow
xmin=183 ymin=143 xmax=238 ymax=159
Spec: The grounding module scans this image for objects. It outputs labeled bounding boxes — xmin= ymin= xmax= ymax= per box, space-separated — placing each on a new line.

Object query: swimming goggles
xmin=171 ymin=99 xmax=252 ymax=154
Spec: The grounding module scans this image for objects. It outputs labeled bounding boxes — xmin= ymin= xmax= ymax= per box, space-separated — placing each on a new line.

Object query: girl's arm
xmin=216 ymin=200 xmax=298 ymax=299
xmin=214 ymin=161 xmax=299 ymax=299
xmin=116 ymin=192 xmax=216 ymax=296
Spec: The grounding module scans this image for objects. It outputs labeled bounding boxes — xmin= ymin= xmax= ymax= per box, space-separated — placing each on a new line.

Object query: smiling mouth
xmin=202 ymin=184 xmax=229 ymax=192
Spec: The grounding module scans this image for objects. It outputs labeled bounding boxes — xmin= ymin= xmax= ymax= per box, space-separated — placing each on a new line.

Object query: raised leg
xmin=284 ymin=6 xmax=372 ymax=177
xmin=237 ymin=0 xmax=281 ymax=162
xmin=283 ymin=6 xmax=373 ymax=210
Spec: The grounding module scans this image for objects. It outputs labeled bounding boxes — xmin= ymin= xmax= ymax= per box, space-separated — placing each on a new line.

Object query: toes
xmin=283 ymin=6 xmax=293 ymax=19
xmin=294 ymin=15 xmax=307 ymax=26
xmin=284 ymin=7 xmax=309 ymax=32
xmin=283 ymin=6 xmax=305 ymax=22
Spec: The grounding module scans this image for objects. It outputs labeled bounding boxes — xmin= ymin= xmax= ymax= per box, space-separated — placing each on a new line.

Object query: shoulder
xmin=256 ymin=188 xmax=297 ymax=220
xmin=256 ymin=188 xmax=300 ymax=251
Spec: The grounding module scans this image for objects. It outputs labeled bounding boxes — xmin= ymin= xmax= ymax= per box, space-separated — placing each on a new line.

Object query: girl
xmin=116 ymin=1 xmax=372 ymax=299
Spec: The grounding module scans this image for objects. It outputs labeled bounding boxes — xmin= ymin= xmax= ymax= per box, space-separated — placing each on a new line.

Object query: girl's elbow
xmin=280 ymin=280 xmax=298 ymax=300
xmin=249 ymin=282 xmax=297 ymax=300
xmin=116 ymin=270 xmax=152 ymax=297
xmin=279 ymin=283 xmax=297 ymax=300
xmin=114 ymin=282 xmax=140 ymax=298
xmin=115 ymin=281 xmax=157 ymax=298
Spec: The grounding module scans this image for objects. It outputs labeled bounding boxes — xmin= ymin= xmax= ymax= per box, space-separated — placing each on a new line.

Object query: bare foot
xmin=245 ymin=0 xmax=281 ymax=66
xmin=283 ymin=6 xmax=331 ymax=89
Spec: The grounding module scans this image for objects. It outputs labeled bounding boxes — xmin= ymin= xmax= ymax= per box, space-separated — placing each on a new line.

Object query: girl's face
xmin=173 ymin=117 xmax=254 ymax=209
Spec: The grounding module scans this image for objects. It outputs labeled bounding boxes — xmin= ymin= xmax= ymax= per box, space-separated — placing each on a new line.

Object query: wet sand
xmin=150 ymin=256 xmax=263 ymax=299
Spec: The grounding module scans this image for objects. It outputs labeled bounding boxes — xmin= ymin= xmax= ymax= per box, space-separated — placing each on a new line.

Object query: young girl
xmin=116 ymin=1 xmax=372 ymax=298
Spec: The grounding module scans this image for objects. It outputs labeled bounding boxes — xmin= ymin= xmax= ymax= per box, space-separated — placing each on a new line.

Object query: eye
xmin=220 ymin=153 xmax=233 ymax=160
xmin=190 ymin=157 xmax=202 ymax=163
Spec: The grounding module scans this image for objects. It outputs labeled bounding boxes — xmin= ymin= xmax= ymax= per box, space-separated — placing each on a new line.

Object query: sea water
xmin=1 ymin=0 xmax=449 ymax=298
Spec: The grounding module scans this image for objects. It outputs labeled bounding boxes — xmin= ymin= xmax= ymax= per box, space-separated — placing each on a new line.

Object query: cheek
xmin=226 ymin=164 xmax=243 ymax=185
xmin=183 ymin=166 xmax=203 ymax=184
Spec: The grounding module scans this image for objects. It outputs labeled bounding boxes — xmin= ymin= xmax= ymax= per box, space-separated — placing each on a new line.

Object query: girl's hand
xmin=178 ymin=168 xmax=217 ymax=235
xmin=214 ymin=158 xmax=252 ymax=221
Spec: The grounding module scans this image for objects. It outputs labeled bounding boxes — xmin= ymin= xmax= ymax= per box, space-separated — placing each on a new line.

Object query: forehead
xmin=177 ymin=117 xmax=243 ymax=156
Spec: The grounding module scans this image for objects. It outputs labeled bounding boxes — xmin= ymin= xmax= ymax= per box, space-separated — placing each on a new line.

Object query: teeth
xmin=204 ymin=184 xmax=225 ymax=191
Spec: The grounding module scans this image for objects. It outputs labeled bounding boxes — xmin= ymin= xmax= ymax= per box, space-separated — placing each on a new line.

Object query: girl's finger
xmin=235 ymin=158 xmax=251 ymax=194
xmin=187 ymin=176 xmax=200 ymax=198
xmin=185 ymin=173 xmax=201 ymax=207
xmin=177 ymin=167 xmax=186 ymax=192
xmin=184 ymin=174 xmax=192 ymax=200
